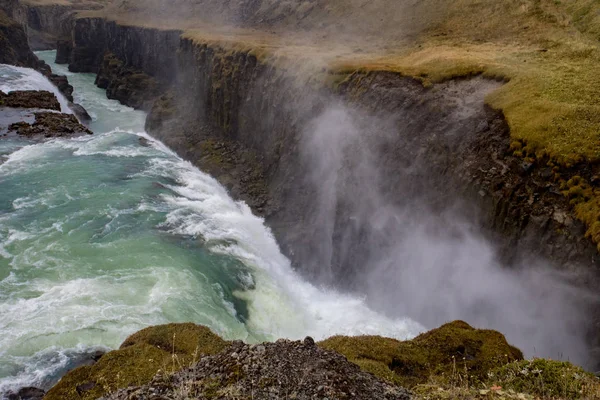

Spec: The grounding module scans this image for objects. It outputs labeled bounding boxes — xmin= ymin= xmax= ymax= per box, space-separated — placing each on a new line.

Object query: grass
xmin=321 ymin=321 xmax=600 ymax=399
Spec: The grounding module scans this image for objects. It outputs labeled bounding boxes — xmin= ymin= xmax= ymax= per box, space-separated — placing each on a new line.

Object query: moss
xmin=46 ymin=323 xmax=228 ymax=400
xmin=487 ymin=358 xmax=600 ymax=399
xmin=319 ymin=321 xmax=523 ymax=388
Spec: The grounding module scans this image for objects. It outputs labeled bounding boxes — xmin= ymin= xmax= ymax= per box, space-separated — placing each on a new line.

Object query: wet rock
xmin=95 ymin=52 xmax=162 ymax=111
xmin=69 ymin=102 xmax=92 ymax=123
xmin=0 ymin=90 xmax=60 ymax=110
xmin=47 ymin=73 xmax=74 ymax=102
xmin=8 ymin=111 xmax=92 ymax=138
xmin=55 ymin=39 xmax=72 ymax=64
xmin=5 ymin=387 xmax=45 ymax=400
xmin=0 ymin=10 xmax=39 ymax=68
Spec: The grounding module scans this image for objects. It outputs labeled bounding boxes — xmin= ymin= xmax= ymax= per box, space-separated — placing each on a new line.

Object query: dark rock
xmin=8 ymin=111 xmax=92 ymax=138
xmin=94 ymin=52 xmax=162 ymax=111
xmin=5 ymin=387 xmax=45 ymax=400
xmin=91 ymin=350 xmax=105 ymax=362
xmin=75 ymin=381 xmax=96 ymax=396
xmin=47 ymin=74 xmax=73 ymax=102
xmin=521 ymin=161 xmax=534 ymax=174
xmin=0 ymin=90 xmax=60 ymax=110
xmin=0 ymin=10 xmax=39 ymax=68
xmin=68 ymin=102 xmax=91 ymax=123
xmin=55 ymin=39 xmax=72 ymax=64
xmin=303 ymin=336 xmax=315 ymax=346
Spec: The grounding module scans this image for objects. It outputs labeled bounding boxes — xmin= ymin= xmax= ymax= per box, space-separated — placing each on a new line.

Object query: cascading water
xmin=0 ymin=52 xmax=423 ymax=394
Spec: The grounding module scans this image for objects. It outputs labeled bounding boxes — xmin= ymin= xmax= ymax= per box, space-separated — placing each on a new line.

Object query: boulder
xmin=319 ymin=320 xmax=524 ymax=387
xmin=44 ymin=323 xmax=228 ymax=400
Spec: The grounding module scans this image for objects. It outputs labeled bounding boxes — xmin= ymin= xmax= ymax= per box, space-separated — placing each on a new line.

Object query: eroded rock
xmin=8 ymin=112 xmax=92 ymax=138
xmin=0 ymin=90 xmax=60 ymax=110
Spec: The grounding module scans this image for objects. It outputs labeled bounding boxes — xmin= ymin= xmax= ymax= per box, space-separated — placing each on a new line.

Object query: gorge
xmin=1 ymin=1 xmax=600 ymax=399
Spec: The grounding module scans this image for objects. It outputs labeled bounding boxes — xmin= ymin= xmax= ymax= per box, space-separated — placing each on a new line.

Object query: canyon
xmin=2 ymin=1 xmax=600 ymax=399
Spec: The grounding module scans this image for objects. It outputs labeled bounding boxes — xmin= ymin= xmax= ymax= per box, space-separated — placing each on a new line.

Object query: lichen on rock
xmin=319 ymin=320 xmax=524 ymax=388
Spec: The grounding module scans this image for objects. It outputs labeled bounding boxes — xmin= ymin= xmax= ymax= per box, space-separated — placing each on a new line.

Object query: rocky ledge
xmin=0 ymin=90 xmax=60 ymax=110
xmin=42 ymin=321 xmax=600 ymax=400
xmin=0 ymin=90 xmax=92 ymax=139
xmin=8 ymin=111 xmax=92 ymax=138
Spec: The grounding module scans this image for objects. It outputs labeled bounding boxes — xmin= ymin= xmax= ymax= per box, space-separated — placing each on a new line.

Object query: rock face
xmin=55 ymin=38 xmax=72 ymax=64
xmin=102 ymin=338 xmax=412 ymax=400
xmin=95 ymin=52 xmax=162 ymax=110
xmin=0 ymin=9 xmax=39 ymax=67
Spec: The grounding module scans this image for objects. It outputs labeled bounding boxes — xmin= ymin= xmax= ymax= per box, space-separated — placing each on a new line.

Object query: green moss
xmin=46 ymin=323 xmax=228 ymax=400
xmin=487 ymin=358 xmax=600 ymax=399
xmin=121 ymin=322 xmax=228 ymax=355
xmin=319 ymin=321 xmax=523 ymax=388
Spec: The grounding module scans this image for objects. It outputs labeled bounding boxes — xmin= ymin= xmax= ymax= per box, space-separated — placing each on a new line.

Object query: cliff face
xmin=0 ymin=9 xmax=39 ymax=67
xmin=2 ymin=1 xmax=100 ymax=50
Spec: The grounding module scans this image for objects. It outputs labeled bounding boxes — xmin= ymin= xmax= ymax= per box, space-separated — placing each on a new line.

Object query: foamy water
xmin=0 ymin=51 xmax=423 ymax=395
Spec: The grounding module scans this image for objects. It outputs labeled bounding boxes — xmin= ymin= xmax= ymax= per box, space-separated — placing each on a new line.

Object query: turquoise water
xmin=0 ymin=52 xmax=422 ymax=393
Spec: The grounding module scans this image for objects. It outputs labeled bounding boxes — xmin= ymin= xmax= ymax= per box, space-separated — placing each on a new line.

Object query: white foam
xmin=141 ymin=132 xmax=424 ymax=341
xmin=0 ymin=64 xmax=72 ymax=113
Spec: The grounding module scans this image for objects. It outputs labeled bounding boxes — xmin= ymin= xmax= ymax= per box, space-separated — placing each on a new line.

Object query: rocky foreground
xmin=34 ymin=321 xmax=600 ymax=400
xmin=102 ymin=338 xmax=411 ymax=400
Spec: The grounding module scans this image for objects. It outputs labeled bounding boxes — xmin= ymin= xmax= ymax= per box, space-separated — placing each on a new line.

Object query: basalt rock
xmin=0 ymin=9 xmax=38 ymax=68
xmin=8 ymin=111 xmax=92 ymax=138
xmin=0 ymin=90 xmax=60 ymax=110
xmin=94 ymin=52 xmax=162 ymax=111
xmin=5 ymin=387 xmax=45 ymax=400
xmin=55 ymin=39 xmax=72 ymax=64
xmin=68 ymin=102 xmax=92 ymax=123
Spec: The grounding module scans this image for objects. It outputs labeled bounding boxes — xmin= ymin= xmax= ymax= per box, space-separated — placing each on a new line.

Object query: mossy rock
xmin=45 ymin=323 xmax=228 ymax=400
xmin=120 ymin=322 xmax=228 ymax=356
xmin=319 ymin=320 xmax=523 ymax=388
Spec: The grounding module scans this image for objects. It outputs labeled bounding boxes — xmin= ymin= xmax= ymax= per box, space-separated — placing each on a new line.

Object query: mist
xmin=298 ymin=101 xmax=597 ymax=368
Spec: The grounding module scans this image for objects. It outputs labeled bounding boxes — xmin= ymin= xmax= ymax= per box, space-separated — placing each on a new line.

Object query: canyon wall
xmin=64 ymin=17 xmax=600 ymax=283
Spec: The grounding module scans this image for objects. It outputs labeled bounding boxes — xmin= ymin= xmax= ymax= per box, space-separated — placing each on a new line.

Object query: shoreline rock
xmin=0 ymin=90 xmax=60 ymax=110
xmin=8 ymin=111 xmax=92 ymax=138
